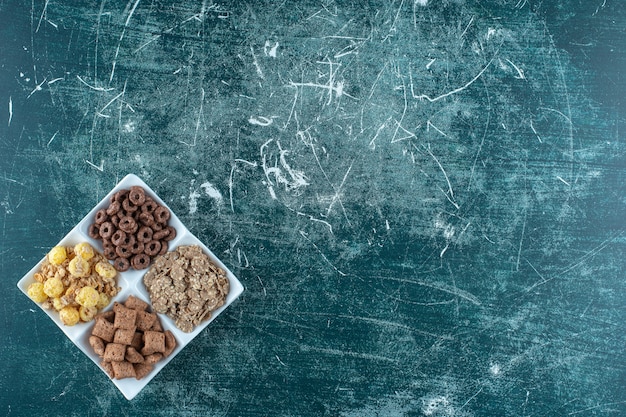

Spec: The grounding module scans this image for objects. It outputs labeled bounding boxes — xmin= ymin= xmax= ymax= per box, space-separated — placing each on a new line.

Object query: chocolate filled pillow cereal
xmin=143 ymin=245 xmax=230 ymax=333
xmin=89 ymin=295 xmax=176 ymax=380
xmin=89 ymin=186 xmax=175 ymax=271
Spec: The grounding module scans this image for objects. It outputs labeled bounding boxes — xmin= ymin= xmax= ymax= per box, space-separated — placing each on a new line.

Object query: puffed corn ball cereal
xmin=43 ymin=277 xmax=65 ymax=298
xmin=27 ymin=282 xmax=48 ymax=303
xmin=76 ymin=286 xmax=99 ymax=308
xmin=79 ymin=306 xmax=98 ymax=322
xmin=48 ymin=246 xmax=67 ymax=266
xmin=59 ymin=306 xmax=80 ymax=326
xmin=28 ymin=243 xmax=121 ymax=326
xmin=68 ymin=256 xmax=90 ymax=278
xmin=95 ymin=261 xmax=116 ymax=279
xmin=96 ymin=293 xmax=110 ymax=310
xmin=52 ymin=297 xmax=66 ymax=311
xmin=74 ymin=242 xmax=95 ymax=261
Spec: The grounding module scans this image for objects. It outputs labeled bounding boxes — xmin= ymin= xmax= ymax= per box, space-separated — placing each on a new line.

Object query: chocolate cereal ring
xmin=130 ymin=241 xmax=145 ymax=255
xmin=102 ymin=240 xmax=115 ymax=259
xmin=154 ymin=206 xmax=170 ymax=224
xmin=106 ymin=201 xmax=121 ymax=216
xmin=129 ymin=186 xmax=146 ymax=206
xmin=138 ymin=212 xmax=155 ymax=227
xmin=111 ymin=229 xmax=127 ymax=246
xmin=121 ymin=233 xmax=136 ymax=247
xmin=99 ymin=221 xmax=114 ymax=239
xmin=137 ymin=226 xmax=153 ymax=243
xmin=111 ymin=215 xmax=120 ymax=227
xmin=113 ymin=257 xmax=131 ymax=272
xmin=102 ymin=239 xmax=114 ymax=251
xmin=158 ymin=240 xmax=168 ymax=256
xmin=118 ymin=216 xmax=138 ymax=234
xmin=144 ymin=240 xmax=162 ymax=256
xmin=131 ymin=254 xmax=151 ymax=270
xmin=111 ymin=189 xmax=129 ymax=203
xmin=88 ymin=223 xmax=100 ymax=239
xmin=115 ymin=245 xmax=132 ymax=258
xmin=104 ymin=247 xmax=117 ymax=260
xmin=163 ymin=226 xmax=177 ymax=241
xmin=95 ymin=209 xmax=109 ymax=224
xmin=122 ymin=197 xmax=138 ymax=213
xmin=102 ymin=240 xmax=117 ymax=261
xmin=152 ymin=228 xmax=170 ymax=241
xmin=141 ymin=199 xmax=157 ymax=214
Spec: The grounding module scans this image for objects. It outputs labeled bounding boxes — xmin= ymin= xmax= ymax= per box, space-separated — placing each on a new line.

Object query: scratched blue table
xmin=1 ymin=1 xmax=624 ymax=415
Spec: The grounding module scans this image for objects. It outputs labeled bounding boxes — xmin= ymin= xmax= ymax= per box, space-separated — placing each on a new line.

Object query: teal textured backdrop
xmin=1 ymin=0 xmax=624 ymax=415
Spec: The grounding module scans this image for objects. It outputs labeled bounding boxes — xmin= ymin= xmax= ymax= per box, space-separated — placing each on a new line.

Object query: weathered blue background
xmin=1 ymin=0 xmax=624 ymax=415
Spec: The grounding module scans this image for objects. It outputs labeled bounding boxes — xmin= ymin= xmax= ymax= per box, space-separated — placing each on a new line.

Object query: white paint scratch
xmin=85 ymin=159 xmax=104 ymax=172
xmin=460 ymin=15 xmax=475 ymax=39
xmin=296 ymin=211 xmax=333 ymax=234
xmin=369 ymin=117 xmax=392 ymax=149
xmin=36 ymin=0 xmax=50 ymax=33
xmin=530 ymin=119 xmax=542 ymax=143
xmin=8 ymin=97 xmax=12 ymax=126
xmin=76 ymin=75 xmax=114 ymax=92
xmin=248 ymin=116 xmax=274 ymax=126
xmin=264 ymin=41 xmax=279 ymax=57
xmin=504 ymin=58 xmax=526 ymax=79
xmin=556 ymin=176 xmax=571 ymax=186
xmin=411 ymin=59 xmax=492 ymax=102
xmin=47 ymin=131 xmax=58 ymax=146
xmin=189 ymin=179 xmax=223 ymax=214
xmin=188 ymin=189 xmax=201 ymax=214
xmin=251 ymin=46 xmax=264 ymax=79
xmin=299 ymin=230 xmax=346 ymax=276
xmin=426 ymin=145 xmax=458 ymax=210
xmin=200 ymin=181 xmax=223 ymax=203
xmin=260 ymin=139 xmax=309 ymax=195
xmin=110 ymin=0 xmax=140 ymax=83
xmin=27 ymin=77 xmax=47 ymax=99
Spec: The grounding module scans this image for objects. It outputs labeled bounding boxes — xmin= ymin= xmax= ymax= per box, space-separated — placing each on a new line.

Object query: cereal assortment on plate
xmin=17 ymin=174 xmax=244 ymax=400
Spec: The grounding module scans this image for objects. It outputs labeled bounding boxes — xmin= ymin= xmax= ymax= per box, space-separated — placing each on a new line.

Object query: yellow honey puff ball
xmin=43 ymin=277 xmax=65 ymax=298
xmin=79 ymin=305 xmax=98 ymax=322
xmin=75 ymin=286 xmax=99 ymax=308
xmin=95 ymin=261 xmax=116 ymax=280
xmin=74 ymin=242 xmax=95 ymax=261
xmin=68 ymin=256 xmax=90 ymax=278
xmin=95 ymin=292 xmax=110 ymax=309
xmin=27 ymin=282 xmax=48 ymax=303
xmin=59 ymin=306 xmax=80 ymax=326
xmin=52 ymin=297 xmax=67 ymax=311
xmin=47 ymin=246 xmax=67 ymax=266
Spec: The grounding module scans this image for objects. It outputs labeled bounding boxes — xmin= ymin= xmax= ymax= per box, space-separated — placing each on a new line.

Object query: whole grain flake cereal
xmin=143 ymin=245 xmax=230 ymax=332
xmin=27 ymin=243 xmax=121 ymax=325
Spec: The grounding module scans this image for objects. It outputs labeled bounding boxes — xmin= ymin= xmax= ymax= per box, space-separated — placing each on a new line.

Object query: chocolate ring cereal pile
xmin=88 ymin=186 xmax=176 ymax=271
xmin=89 ymin=295 xmax=177 ymax=380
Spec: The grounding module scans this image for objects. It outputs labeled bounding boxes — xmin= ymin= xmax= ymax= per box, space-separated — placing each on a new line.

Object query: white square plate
xmin=17 ymin=174 xmax=244 ymax=400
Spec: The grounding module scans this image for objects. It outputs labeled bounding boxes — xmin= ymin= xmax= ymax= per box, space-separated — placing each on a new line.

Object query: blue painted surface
xmin=1 ymin=1 xmax=624 ymax=415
